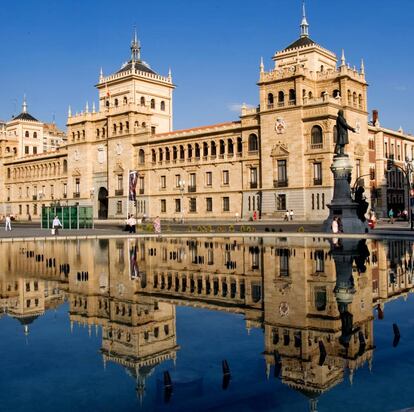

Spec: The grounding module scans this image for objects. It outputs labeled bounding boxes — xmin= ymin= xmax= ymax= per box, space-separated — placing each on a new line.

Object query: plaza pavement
xmin=0 ymin=219 xmax=413 ymax=242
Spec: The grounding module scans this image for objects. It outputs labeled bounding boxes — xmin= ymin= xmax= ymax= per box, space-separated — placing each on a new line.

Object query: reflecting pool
xmin=1 ymin=236 xmax=414 ymax=411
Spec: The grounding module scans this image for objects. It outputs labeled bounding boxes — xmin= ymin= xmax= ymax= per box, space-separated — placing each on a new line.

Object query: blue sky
xmin=0 ymin=0 xmax=412 ymax=133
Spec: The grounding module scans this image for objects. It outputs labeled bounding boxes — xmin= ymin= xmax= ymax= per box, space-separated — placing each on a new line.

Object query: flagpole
xmin=127 ymin=169 xmax=130 ymax=221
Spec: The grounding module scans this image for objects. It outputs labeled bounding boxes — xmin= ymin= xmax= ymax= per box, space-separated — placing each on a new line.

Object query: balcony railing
xmin=310 ymin=143 xmax=323 ymax=150
xmin=73 ymin=192 xmax=80 ymax=198
xmin=274 ymin=180 xmax=288 ymax=188
xmin=313 ymin=178 xmax=323 ymax=185
xmin=250 ymin=182 xmax=258 ymax=189
xmin=188 ymin=185 xmax=197 ymax=193
xmin=115 ymin=189 xmax=124 ymax=196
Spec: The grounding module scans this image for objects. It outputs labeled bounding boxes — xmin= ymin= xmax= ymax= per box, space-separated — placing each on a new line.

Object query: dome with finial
xmin=13 ymin=95 xmax=39 ymax=122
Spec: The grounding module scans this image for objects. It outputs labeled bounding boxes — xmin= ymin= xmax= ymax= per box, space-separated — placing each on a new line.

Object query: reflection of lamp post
xmin=179 ymin=179 xmax=185 ymax=223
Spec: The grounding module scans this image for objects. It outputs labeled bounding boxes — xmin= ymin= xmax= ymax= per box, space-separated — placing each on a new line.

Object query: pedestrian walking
xmin=129 ymin=215 xmax=137 ymax=233
xmin=52 ymin=215 xmax=62 ymax=235
xmin=284 ymin=210 xmax=289 ymax=221
xmin=153 ymin=216 xmax=161 ymax=235
xmin=289 ymin=209 xmax=294 ymax=221
xmin=388 ymin=208 xmax=394 ymax=224
xmin=5 ymin=215 xmax=12 ymax=231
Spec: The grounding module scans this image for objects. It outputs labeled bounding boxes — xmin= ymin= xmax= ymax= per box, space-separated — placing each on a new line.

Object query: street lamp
xmin=178 ymin=180 xmax=185 ymax=223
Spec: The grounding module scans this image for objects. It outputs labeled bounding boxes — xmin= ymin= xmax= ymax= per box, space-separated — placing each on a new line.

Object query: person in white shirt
xmin=52 ymin=216 xmax=62 ymax=235
xmin=289 ymin=209 xmax=294 ymax=221
xmin=5 ymin=215 xmax=11 ymax=231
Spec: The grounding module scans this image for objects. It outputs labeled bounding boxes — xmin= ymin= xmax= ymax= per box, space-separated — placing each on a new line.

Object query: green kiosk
xmin=41 ymin=205 xmax=93 ymax=230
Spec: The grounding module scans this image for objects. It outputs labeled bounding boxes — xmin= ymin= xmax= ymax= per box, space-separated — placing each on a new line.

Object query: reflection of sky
xmin=1 ymin=269 xmax=414 ymax=410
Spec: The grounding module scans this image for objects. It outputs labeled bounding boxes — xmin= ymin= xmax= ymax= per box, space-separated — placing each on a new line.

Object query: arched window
xmin=114 ymin=98 xmax=118 ymax=107
xmin=195 ymin=143 xmax=200 ymax=158
xmin=289 ymin=89 xmax=296 ymax=103
xmin=106 ymin=100 xmax=110 ymax=108
xmin=308 ymin=91 xmax=313 ymax=99
xmin=227 ymin=139 xmax=234 ymax=155
xmin=160 ymin=101 xmax=165 ymax=111
xmin=119 ymin=123 xmax=123 ymax=131
xmin=267 ymin=93 xmax=274 ymax=108
xmin=25 ymin=131 xmax=29 ymax=138
xmin=77 ymin=131 xmax=80 ymax=139
xmin=333 ymin=89 xmax=340 ymax=98
xmin=211 ymin=141 xmax=216 ymax=156
xmin=33 ymin=132 xmax=37 ymax=138
xmin=139 ymin=149 xmax=145 ymax=164
xmin=278 ymin=91 xmax=285 ymax=105
xmin=159 ymin=148 xmax=163 ymax=162
xmin=102 ymin=127 xmax=106 ymax=137
xmin=72 ymin=132 xmax=75 ymax=140
xmin=248 ymin=134 xmax=258 ymax=151
xmin=219 ymin=140 xmax=225 ymax=155
xmin=123 ymin=96 xmax=128 ymax=105
xmin=82 ymin=130 xmax=85 ymax=138
xmin=63 ymin=159 xmax=68 ymax=173
xmin=203 ymin=142 xmax=208 ymax=157
xmin=347 ymin=90 xmax=351 ymax=104
xmin=113 ymin=124 xmax=117 ymax=133
xmin=134 ymin=121 xmax=139 ymax=128
xmin=151 ymin=149 xmax=156 ymax=163
xmin=125 ymin=121 xmax=129 ymax=130
xmin=353 ymin=92 xmax=357 ymax=106
xmin=311 ymin=125 xmax=323 ymax=147
xmin=150 ymin=99 xmax=155 ymax=109
xmin=96 ymin=128 xmax=100 ymax=137
xmin=180 ymin=145 xmax=185 ymax=160
xmin=140 ymin=96 xmax=145 ymax=106
xmin=358 ymin=94 xmax=363 ymax=108
xmin=320 ymin=65 xmax=324 ymax=72
xmin=173 ymin=146 xmax=178 ymax=160
xmin=237 ymin=137 xmax=243 ymax=154
xmin=142 ymin=122 xmax=146 ymax=128
xmin=165 ymin=147 xmax=170 ymax=161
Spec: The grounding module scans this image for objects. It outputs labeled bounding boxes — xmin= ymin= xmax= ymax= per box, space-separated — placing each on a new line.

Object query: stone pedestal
xmin=323 ymin=154 xmax=368 ymax=234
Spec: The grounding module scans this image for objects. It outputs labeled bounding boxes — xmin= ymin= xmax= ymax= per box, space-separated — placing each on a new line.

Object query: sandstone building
xmin=1 ymin=10 xmax=413 ymax=221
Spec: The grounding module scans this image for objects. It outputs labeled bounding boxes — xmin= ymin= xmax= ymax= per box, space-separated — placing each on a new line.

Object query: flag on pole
xmin=129 ymin=240 xmax=139 ymax=279
xmin=129 ymin=170 xmax=138 ymax=201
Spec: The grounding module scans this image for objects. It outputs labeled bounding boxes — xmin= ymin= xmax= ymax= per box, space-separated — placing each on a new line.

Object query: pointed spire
xmin=68 ymin=105 xmax=72 ymax=118
xmin=131 ymin=27 xmax=141 ymax=62
xmin=341 ymin=49 xmax=346 ymax=66
xmin=22 ymin=94 xmax=27 ymax=113
xmin=360 ymin=58 xmax=365 ymax=75
xmin=99 ymin=67 xmax=104 ymax=82
xmin=85 ymin=101 xmax=89 ymax=113
xmin=168 ymin=67 xmax=172 ymax=79
xmin=92 ymin=101 xmax=96 ymax=113
xmin=300 ymin=1 xmax=309 ymax=38
xmin=260 ymin=57 xmax=264 ymax=73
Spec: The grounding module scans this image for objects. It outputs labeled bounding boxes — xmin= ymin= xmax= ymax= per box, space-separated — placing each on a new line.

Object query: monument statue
xmin=335 ymin=109 xmax=356 ymax=156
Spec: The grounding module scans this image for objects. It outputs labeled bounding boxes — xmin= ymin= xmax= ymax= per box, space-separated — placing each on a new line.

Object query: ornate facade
xmin=1 ymin=11 xmax=413 ymax=221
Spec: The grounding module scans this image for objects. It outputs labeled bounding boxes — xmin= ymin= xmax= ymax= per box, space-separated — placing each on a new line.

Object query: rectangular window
xmin=33 ymin=146 xmax=37 ymax=154
xmin=175 ymin=199 xmax=181 ymax=212
xmin=19 ymin=205 xmax=22 ymax=214
xmin=175 ymin=174 xmax=181 ymax=187
xmin=139 ymin=176 xmax=144 ymax=193
xmin=161 ymin=175 xmax=166 ymax=189
xmin=75 ymin=178 xmax=80 ymax=193
xmin=161 ymin=199 xmax=166 ymax=213
xmin=25 ymin=146 xmax=29 ymax=154
xmin=276 ymin=194 xmax=286 ymax=211
xmin=189 ymin=173 xmax=196 ymax=192
xmin=250 ymin=167 xmax=258 ymax=188
xmin=189 ymin=198 xmax=197 ymax=212
xmin=313 ymin=162 xmax=322 ymax=185
xmin=279 ymin=249 xmax=289 ymax=277
xmin=277 ymin=160 xmax=287 ymax=186
xmin=33 ymin=204 xmax=37 ymax=215
xmin=222 ymin=170 xmax=229 ymax=185
xmin=18 ymin=187 xmax=22 ymax=198
xmin=63 ymin=183 xmax=67 ymax=197
xmin=206 ymin=197 xmax=213 ymax=212
xmin=315 ymin=250 xmax=324 ymax=273
xmin=151 ymin=126 xmax=156 ymax=135
xmin=116 ymin=201 xmax=122 ymax=214
xmin=223 ymin=197 xmax=230 ymax=212
xmin=206 ymin=172 xmax=212 ymax=186
xmin=117 ymin=174 xmax=123 ymax=190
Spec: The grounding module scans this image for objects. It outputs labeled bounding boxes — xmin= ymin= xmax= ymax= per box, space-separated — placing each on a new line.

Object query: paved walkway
xmin=0 ymin=219 xmax=413 ymax=241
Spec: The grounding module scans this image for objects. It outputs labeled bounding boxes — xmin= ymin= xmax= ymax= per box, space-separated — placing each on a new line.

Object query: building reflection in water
xmin=1 ymin=236 xmax=414 ymax=409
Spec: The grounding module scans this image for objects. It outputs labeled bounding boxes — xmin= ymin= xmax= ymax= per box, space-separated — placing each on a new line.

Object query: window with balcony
xmin=115 ymin=174 xmax=123 ymax=195
xmin=275 ymin=160 xmax=287 ymax=187
xmin=311 ymin=125 xmax=323 ymax=149
xmin=267 ymin=93 xmax=274 ymax=109
xmin=250 ymin=167 xmax=258 ymax=188
xmin=248 ymin=134 xmax=258 ymax=152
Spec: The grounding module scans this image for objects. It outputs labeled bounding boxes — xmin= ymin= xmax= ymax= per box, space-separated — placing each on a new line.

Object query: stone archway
xmin=98 ymin=187 xmax=108 ymax=219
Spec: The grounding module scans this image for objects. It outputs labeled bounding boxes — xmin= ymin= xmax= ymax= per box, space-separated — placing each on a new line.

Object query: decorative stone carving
xmin=271 ymin=142 xmax=289 ymax=158
xmin=275 ymin=118 xmax=286 ymax=134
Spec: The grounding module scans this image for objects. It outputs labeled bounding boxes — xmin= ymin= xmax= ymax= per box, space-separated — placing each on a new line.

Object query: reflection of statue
xmin=335 ymin=109 xmax=356 ymax=156
xmin=354 ymin=186 xmax=369 ymax=222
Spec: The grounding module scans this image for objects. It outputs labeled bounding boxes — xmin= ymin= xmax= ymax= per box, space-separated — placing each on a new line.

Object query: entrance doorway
xmin=98 ymin=187 xmax=108 ymax=219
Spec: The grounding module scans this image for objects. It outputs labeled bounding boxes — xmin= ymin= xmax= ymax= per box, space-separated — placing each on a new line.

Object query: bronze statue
xmin=335 ymin=109 xmax=356 ymax=156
